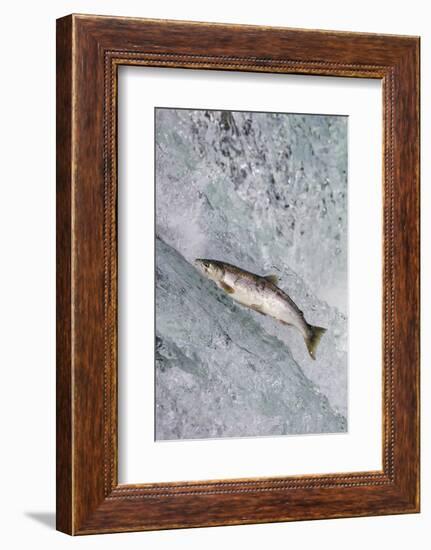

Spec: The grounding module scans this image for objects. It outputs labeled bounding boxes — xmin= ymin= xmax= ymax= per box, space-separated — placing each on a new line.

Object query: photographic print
xmin=155 ymin=107 xmax=348 ymax=441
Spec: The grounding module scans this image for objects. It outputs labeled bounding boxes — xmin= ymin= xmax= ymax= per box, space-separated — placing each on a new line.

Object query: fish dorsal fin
xmin=264 ymin=274 xmax=279 ymax=285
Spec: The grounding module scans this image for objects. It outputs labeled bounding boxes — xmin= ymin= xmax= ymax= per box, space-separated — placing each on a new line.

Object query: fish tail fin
xmin=305 ymin=325 xmax=327 ymax=360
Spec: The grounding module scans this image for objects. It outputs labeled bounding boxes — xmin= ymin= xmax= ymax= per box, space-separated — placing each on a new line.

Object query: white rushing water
xmin=155 ymin=108 xmax=348 ymax=440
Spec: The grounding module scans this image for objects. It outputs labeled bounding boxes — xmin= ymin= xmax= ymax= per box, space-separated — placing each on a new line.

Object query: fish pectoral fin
xmin=220 ymin=281 xmax=235 ymax=294
xmin=250 ymin=304 xmax=265 ymax=315
xmin=264 ymin=274 xmax=279 ymax=285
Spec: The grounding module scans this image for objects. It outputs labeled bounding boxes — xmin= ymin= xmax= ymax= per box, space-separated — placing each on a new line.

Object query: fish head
xmin=195 ymin=259 xmax=224 ymax=282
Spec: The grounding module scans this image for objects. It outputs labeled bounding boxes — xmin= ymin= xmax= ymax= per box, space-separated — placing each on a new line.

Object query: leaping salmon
xmin=195 ymin=259 xmax=326 ymax=360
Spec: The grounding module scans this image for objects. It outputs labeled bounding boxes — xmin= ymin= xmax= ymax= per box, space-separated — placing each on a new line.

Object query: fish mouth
xmin=195 ymin=258 xmax=210 ymax=268
xmin=194 ymin=258 xmax=207 ymax=273
xmin=195 ymin=259 xmax=216 ymax=279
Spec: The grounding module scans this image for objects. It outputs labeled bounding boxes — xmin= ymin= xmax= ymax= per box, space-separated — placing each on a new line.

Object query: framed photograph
xmin=56 ymin=14 xmax=420 ymax=535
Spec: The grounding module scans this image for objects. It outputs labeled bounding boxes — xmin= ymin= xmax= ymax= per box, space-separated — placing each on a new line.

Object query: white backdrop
xmin=0 ymin=1 xmax=428 ymax=549
xmin=118 ymin=67 xmax=382 ymax=483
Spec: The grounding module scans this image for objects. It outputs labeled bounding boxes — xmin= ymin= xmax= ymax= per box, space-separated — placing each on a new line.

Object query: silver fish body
xmin=195 ymin=259 xmax=326 ymax=360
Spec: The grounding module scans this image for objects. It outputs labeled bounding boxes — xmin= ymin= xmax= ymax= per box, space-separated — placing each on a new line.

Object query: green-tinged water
xmin=155 ymin=108 xmax=348 ymax=440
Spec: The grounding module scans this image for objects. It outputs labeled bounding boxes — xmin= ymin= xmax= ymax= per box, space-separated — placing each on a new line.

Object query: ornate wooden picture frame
xmin=56 ymin=14 xmax=420 ymax=535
